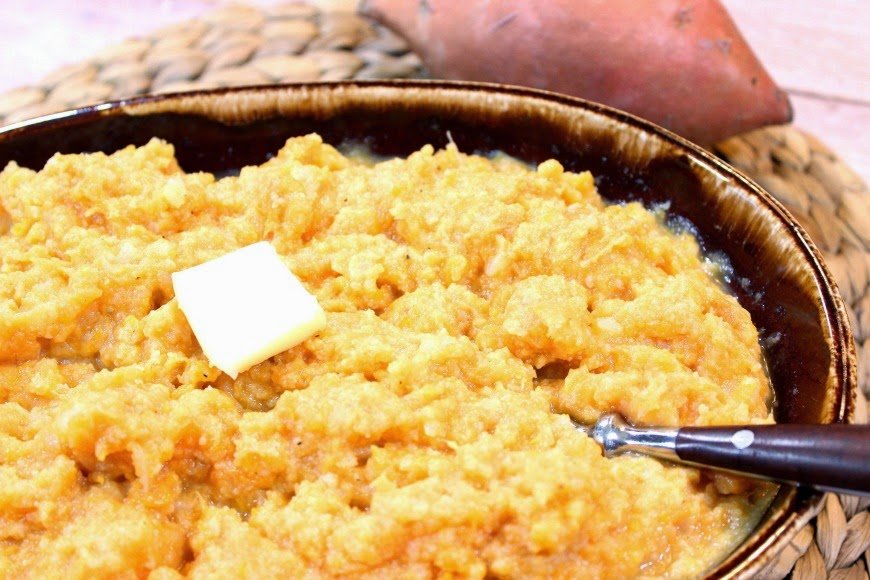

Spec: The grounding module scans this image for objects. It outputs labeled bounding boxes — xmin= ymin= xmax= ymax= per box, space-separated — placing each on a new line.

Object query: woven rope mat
xmin=0 ymin=2 xmax=867 ymax=577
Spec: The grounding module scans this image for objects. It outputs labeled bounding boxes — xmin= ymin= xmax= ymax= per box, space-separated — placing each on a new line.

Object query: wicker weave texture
xmin=0 ymin=2 xmax=867 ymax=578
xmin=0 ymin=3 xmax=419 ymax=125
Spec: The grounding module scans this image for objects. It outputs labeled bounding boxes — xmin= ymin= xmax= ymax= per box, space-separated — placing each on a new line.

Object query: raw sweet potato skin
xmin=362 ymin=0 xmax=792 ymax=145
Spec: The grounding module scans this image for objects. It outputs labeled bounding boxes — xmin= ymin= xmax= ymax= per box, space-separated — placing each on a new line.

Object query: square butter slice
xmin=171 ymin=241 xmax=326 ymax=379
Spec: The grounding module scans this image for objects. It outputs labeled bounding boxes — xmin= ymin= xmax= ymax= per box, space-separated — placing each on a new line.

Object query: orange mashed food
xmin=0 ymin=136 xmax=773 ymax=578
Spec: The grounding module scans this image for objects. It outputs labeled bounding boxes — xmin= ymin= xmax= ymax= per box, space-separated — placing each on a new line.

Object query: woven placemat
xmin=0 ymin=2 xmax=866 ymax=577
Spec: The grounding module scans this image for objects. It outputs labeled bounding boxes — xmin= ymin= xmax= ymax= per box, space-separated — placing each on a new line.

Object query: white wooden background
xmin=0 ymin=0 xmax=867 ymax=183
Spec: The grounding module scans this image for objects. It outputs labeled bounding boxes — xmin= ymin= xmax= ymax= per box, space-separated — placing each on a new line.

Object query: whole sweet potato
xmin=362 ymin=0 xmax=792 ymax=145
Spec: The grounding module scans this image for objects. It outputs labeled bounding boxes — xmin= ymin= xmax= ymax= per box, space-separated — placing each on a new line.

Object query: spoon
xmin=576 ymin=414 xmax=870 ymax=497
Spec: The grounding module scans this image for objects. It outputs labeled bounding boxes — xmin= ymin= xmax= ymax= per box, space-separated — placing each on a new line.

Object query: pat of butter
xmin=171 ymin=241 xmax=326 ymax=379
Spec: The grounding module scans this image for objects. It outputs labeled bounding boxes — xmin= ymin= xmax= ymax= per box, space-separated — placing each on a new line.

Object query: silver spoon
xmin=576 ymin=414 xmax=870 ymax=497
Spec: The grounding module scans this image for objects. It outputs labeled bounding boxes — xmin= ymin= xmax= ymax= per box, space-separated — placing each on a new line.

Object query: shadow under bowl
xmin=0 ymin=80 xmax=857 ymax=578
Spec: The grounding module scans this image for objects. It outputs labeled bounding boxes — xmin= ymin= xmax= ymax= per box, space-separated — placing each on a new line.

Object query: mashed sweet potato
xmin=0 ymin=135 xmax=773 ymax=578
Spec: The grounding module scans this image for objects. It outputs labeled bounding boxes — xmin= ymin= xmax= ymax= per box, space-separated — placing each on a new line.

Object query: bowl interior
xmin=0 ymin=81 xmax=855 ymax=578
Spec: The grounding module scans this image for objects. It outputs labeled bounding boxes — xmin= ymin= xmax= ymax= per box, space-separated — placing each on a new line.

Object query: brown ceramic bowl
xmin=0 ymin=81 xmax=857 ymax=578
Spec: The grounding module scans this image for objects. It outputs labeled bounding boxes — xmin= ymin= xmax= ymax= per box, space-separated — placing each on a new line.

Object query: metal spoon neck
xmin=590 ymin=413 xmax=679 ymax=461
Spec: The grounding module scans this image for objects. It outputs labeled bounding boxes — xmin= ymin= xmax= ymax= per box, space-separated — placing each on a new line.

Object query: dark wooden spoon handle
xmin=676 ymin=424 xmax=870 ymax=495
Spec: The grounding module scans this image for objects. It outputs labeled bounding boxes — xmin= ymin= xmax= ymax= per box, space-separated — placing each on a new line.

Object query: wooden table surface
xmin=0 ymin=0 xmax=867 ymax=183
